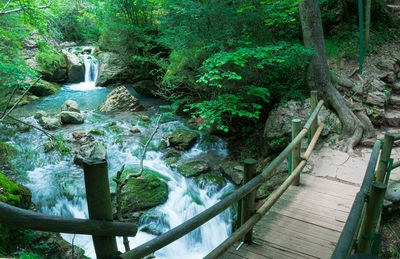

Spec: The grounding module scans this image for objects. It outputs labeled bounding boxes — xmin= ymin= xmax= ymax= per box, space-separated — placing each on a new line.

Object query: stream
xmin=7 ymin=47 xmax=234 ymax=258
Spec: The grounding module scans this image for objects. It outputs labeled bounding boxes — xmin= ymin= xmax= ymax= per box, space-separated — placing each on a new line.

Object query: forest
xmin=1 ymin=0 xmax=400 ymax=258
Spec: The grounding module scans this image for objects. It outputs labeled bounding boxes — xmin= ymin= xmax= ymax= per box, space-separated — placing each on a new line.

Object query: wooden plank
xmin=259 ymin=212 xmax=341 ymax=243
xmin=255 ymin=222 xmax=337 ymax=248
xmin=283 ymin=185 xmax=356 ymax=203
xmin=250 ymin=236 xmax=328 ymax=259
xmin=275 ymin=193 xmax=353 ymax=213
xmin=269 ymin=209 xmax=344 ymax=232
xmin=300 ymin=176 xmax=359 ymax=196
xmin=237 ymin=241 xmax=311 ymax=259
xmin=221 ymin=251 xmax=246 ymax=259
xmin=273 ymin=197 xmax=349 ymax=222
xmin=281 ymin=188 xmax=355 ymax=210
xmin=270 ymin=202 xmax=347 ymax=228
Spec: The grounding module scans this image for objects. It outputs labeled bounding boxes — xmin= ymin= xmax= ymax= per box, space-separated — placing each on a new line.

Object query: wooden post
xmin=356 ymin=182 xmax=387 ymax=253
xmin=292 ymin=119 xmax=301 ymax=186
xmin=310 ymin=90 xmax=318 ymax=138
xmin=241 ymin=158 xmax=257 ymax=243
xmin=376 ymin=132 xmax=395 ymax=183
xmin=83 ymin=159 xmax=118 ymax=259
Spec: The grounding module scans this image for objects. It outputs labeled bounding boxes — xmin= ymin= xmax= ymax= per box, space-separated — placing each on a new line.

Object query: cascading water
xmin=8 ymin=47 xmax=234 ymax=258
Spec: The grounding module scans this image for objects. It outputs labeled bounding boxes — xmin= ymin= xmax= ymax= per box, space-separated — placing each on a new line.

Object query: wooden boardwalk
xmin=222 ymin=174 xmax=359 ymax=259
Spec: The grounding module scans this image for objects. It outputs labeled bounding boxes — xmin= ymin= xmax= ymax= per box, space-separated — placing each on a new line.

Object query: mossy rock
xmin=0 ymin=142 xmax=17 ymax=165
xmin=29 ymin=80 xmax=60 ymax=97
xmin=194 ymin=174 xmax=227 ymax=192
xmin=110 ymin=126 xmax=124 ymax=134
xmin=177 ymin=161 xmax=210 ymax=177
xmin=122 ymin=167 xmax=170 ymax=182
xmin=163 ymin=150 xmax=181 ymax=167
xmin=88 ymin=129 xmax=105 ymax=136
xmin=0 ymin=173 xmax=32 ymax=254
xmin=168 ymin=129 xmax=199 ymax=151
xmin=121 ymin=173 xmax=169 ymax=212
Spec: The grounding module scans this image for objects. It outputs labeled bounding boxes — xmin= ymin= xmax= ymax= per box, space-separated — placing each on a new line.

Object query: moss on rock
xmin=168 ymin=129 xmax=199 ymax=151
xmin=0 ymin=172 xmax=32 ymax=254
xmin=120 ymin=169 xmax=169 ymax=212
xmin=177 ymin=161 xmax=210 ymax=177
xmin=88 ymin=129 xmax=105 ymax=136
xmin=29 ymin=80 xmax=60 ymax=97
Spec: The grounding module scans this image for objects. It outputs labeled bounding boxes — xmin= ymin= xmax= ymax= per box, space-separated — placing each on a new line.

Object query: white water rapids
xmin=11 ymin=47 xmax=234 ymax=258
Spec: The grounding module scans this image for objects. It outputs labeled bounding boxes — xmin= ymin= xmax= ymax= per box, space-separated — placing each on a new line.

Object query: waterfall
xmin=83 ymin=54 xmax=98 ymax=83
xmin=66 ymin=47 xmax=99 ymax=91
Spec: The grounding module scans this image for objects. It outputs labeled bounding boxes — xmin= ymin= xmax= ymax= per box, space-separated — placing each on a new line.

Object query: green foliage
xmin=35 ymin=41 xmax=64 ymax=74
xmin=47 ymin=133 xmax=72 ymax=155
xmin=184 ymin=43 xmax=313 ymax=132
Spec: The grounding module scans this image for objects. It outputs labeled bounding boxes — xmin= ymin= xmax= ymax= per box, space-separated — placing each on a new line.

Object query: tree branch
xmin=0 ymin=78 xmax=40 ymax=122
xmin=6 ymin=115 xmax=54 ymax=140
xmin=0 ymin=3 xmax=52 ymax=16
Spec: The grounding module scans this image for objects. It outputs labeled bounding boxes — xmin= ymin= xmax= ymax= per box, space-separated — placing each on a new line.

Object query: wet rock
xmin=61 ymin=100 xmax=80 ymax=113
xmin=130 ymin=127 xmax=140 ymax=134
xmin=162 ymin=150 xmax=181 ymax=166
xmin=74 ymin=141 xmax=107 ymax=166
xmin=219 ymin=161 xmax=243 ymax=185
xmin=62 ymin=49 xmax=84 ymax=83
xmin=133 ymin=80 xmax=156 ymax=96
xmin=29 ymin=80 xmax=60 ymax=97
xmin=98 ymin=86 xmax=143 ymax=113
xmin=38 ymin=116 xmax=61 ymax=130
xmin=88 ymin=129 xmax=105 ymax=136
xmin=120 ymin=173 xmax=168 ymax=212
xmin=34 ymin=110 xmax=47 ymax=120
xmin=177 ymin=161 xmax=210 ymax=177
xmin=72 ymin=131 xmax=87 ymax=140
xmin=194 ymin=174 xmax=227 ymax=192
xmin=11 ymin=94 xmax=39 ymax=106
xmin=168 ymin=129 xmax=199 ymax=151
xmin=60 ymin=111 xmax=84 ymax=124
xmin=140 ymin=115 xmax=151 ymax=122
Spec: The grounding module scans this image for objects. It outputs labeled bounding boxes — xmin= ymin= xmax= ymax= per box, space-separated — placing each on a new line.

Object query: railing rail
xmin=331 ymin=140 xmax=382 ymax=258
xmin=0 ymin=201 xmax=138 ymax=236
xmin=119 ymin=99 xmax=324 ymax=259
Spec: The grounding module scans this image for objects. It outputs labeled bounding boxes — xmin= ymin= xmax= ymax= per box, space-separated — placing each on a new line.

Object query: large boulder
xmin=38 ymin=116 xmax=62 ymax=130
xmin=60 ymin=111 xmax=84 ymax=124
xmin=61 ymin=100 xmax=80 ymax=113
xmin=219 ymin=161 xmax=244 ymax=185
xmin=0 ymin=172 xmax=32 ymax=253
xmin=119 ymin=172 xmax=168 ymax=212
xmin=168 ymin=129 xmax=200 ymax=151
xmin=62 ymin=49 xmax=84 ymax=83
xmin=29 ymin=80 xmax=60 ymax=97
xmin=177 ymin=161 xmax=210 ymax=177
xmin=74 ymin=141 xmax=107 ymax=166
xmin=98 ymin=86 xmax=143 ymax=113
xmin=263 ymin=99 xmax=341 ymax=155
xmin=96 ymin=52 xmax=130 ymax=86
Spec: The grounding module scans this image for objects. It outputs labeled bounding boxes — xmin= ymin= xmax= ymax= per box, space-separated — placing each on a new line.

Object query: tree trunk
xmin=298 ymin=0 xmax=363 ymax=151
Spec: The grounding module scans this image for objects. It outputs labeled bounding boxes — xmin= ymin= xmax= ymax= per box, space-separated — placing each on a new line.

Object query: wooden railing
xmin=120 ymin=91 xmax=324 ymax=259
xmin=0 ymin=91 xmax=324 ymax=259
xmin=332 ymin=132 xmax=397 ymax=258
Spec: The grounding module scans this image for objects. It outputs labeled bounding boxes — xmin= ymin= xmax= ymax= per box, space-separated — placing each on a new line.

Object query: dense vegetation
xmin=1 ymin=0 xmax=398 ymax=136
